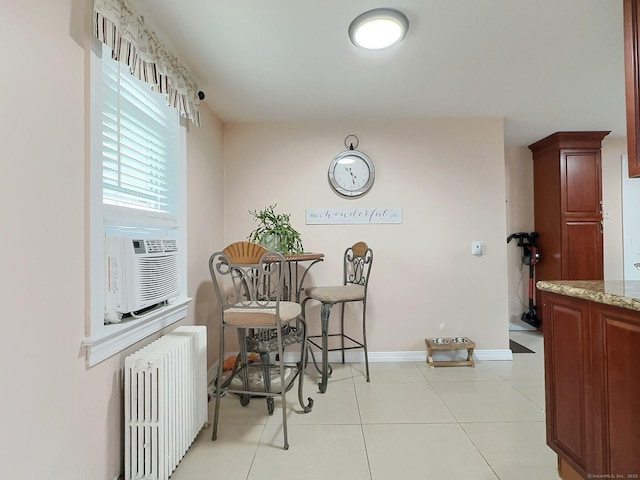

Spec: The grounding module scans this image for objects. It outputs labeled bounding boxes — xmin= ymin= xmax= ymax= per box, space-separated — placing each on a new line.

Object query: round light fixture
xmin=348 ymin=8 xmax=409 ymax=50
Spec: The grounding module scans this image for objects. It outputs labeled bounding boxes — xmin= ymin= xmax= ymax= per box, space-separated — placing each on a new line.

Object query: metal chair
xmin=302 ymin=241 xmax=373 ymax=393
xmin=209 ymin=241 xmax=313 ymax=450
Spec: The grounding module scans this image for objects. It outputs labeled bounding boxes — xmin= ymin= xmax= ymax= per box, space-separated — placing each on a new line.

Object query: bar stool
xmin=209 ymin=241 xmax=313 ymax=450
xmin=302 ymin=241 xmax=373 ymax=393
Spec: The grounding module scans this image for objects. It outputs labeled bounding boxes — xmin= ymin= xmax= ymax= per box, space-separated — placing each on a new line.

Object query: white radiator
xmin=124 ymin=325 xmax=207 ymax=480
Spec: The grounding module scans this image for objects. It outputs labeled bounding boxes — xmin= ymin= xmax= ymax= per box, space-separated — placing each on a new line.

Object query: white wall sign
xmin=305 ymin=207 xmax=402 ymax=225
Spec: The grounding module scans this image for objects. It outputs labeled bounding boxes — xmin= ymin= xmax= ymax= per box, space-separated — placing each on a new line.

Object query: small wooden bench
xmin=425 ymin=337 xmax=475 ymax=367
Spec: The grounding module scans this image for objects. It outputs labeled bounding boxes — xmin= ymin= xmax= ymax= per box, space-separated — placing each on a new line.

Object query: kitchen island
xmin=537 ymin=280 xmax=640 ymax=480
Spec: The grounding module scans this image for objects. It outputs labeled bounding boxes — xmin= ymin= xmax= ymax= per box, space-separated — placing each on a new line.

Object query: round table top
xmin=264 ymin=252 xmax=324 ymax=262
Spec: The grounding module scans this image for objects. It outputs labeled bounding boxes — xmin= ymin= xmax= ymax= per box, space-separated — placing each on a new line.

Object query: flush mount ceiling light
xmin=348 ymin=8 xmax=409 ymax=50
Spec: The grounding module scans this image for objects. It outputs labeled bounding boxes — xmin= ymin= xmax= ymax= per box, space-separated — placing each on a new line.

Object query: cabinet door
xmin=561 ymin=149 xmax=602 ymax=218
xmin=542 ymin=292 xmax=593 ymax=476
xmin=591 ymin=304 xmax=640 ymax=475
xmin=562 ymin=221 xmax=603 ymax=280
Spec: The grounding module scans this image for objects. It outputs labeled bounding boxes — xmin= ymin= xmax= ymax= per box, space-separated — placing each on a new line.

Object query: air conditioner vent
xmin=105 ymin=238 xmax=180 ymax=323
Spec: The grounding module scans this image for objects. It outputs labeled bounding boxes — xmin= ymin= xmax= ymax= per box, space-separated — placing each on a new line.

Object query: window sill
xmin=81 ymin=298 xmax=191 ymax=367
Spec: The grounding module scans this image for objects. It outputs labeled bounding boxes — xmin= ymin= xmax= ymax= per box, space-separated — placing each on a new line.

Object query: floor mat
xmin=509 ymin=339 xmax=535 ymax=354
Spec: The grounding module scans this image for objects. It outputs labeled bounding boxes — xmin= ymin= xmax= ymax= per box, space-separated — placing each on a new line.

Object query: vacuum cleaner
xmin=507 ymin=231 xmax=541 ymax=328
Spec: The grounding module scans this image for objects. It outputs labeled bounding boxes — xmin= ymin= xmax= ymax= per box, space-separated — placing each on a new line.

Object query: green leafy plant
xmin=248 ymin=204 xmax=304 ymax=254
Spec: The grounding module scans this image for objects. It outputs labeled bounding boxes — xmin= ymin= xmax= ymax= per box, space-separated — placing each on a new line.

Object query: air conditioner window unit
xmin=105 ymin=238 xmax=180 ymax=323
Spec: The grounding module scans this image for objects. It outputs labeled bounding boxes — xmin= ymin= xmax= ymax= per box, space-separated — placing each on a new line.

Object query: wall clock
xmin=328 ymin=136 xmax=375 ymax=198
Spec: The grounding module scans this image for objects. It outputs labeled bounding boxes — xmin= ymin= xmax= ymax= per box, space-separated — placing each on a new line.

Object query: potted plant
xmin=248 ymin=204 xmax=304 ymax=254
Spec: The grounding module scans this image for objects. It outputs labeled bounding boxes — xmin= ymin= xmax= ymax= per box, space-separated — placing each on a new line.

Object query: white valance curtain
xmin=94 ymin=0 xmax=201 ymax=126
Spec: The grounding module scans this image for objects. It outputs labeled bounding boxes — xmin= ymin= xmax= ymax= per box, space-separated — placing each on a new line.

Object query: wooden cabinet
xmin=541 ymin=291 xmax=640 ymax=478
xmin=590 ymin=303 xmax=640 ymax=475
xmin=624 ymin=0 xmax=640 ymax=177
xmin=529 ymin=132 xmax=609 ymax=325
xmin=543 ymin=293 xmax=592 ymax=475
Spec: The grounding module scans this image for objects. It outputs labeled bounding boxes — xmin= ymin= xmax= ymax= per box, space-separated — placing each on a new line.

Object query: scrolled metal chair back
xmin=344 ymin=241 xmax=373 ymax=288
xmin=209 ymin=241 xmax=286 ymax=312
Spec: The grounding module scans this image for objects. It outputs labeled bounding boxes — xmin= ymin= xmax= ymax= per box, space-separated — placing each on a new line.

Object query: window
xmin=100 ymin=43 xmax=179 ymax=220
xmin=82 ymin=39 xmax=189 ymax=367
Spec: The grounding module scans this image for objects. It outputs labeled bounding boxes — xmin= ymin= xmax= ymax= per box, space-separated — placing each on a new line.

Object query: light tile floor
xmin=171 ymin=331 xmax=560 ymax=480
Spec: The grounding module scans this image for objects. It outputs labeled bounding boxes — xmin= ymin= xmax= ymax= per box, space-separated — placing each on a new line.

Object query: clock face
xmin=328 ymin=150 xmax=375 ymax=197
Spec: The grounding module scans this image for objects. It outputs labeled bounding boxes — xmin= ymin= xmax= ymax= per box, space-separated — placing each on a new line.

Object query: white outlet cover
xmin=471 ymin=241 xmax=484 ymax=256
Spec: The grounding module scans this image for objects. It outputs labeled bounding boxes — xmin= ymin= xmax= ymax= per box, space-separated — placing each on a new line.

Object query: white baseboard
xmin=509 ymin=322 xmax=537 ymax=331
xmin=473 ymin=349 xmax=513 ymax=361
xmin=286 ymin=348 xmax=513 ymax=363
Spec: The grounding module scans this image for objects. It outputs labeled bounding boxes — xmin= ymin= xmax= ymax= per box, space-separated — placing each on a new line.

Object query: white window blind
xmin=100 ymin=43 xmax=179 ymax=224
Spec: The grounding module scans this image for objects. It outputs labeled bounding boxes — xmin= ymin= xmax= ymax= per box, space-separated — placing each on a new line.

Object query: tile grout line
xmin=244 ymin=422 xmax=267 ymax=480
xmin=418 ymin=359 xmax=539 ymax=479
xmin=416 ymin=360 xmax=495 ymax=476
xmin=349 ymin=364 xmax=375 ymax=480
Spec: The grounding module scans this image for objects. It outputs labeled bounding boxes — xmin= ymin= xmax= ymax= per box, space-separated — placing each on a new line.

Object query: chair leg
xmin=305 ymin=343 xmax=321 ymax=374
xmin=302 ymin=297 xmax=328 ymax=381
xmin=297 ymin=318 xmax=314 ymax=413
xmin=212 ymin=324 xmax=226 ymax=441
xmin=319 ymin=302 xmax=332 ymax=393
xmin=237 ymin=328 xmax=251 ymax=406
xmin=300 ymin=297 xmax=314 ymax=373
xmin=276 ymin=327 xmax=289 ymax=450
xmin=260 ymin=351 xmax=274 ymax=415
xmin=340 ymin=302 xmax=346 ymax=364
xmin=362 ymin=304 xmax=370 ymax=382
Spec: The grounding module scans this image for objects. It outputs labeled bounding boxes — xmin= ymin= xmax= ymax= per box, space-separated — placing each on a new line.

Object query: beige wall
xmin=0 ymin=1 xmax=224 ymax=478
xmin=185 ymin=108 xmax=225 ymax=369
xmin=223 ymin=119 xmax=510 ymax=353
xmin=1 ymin=0 xmax=629 ymax=477
xmin=504 ymin=136 xmax=628 ymax=329
xmin=504 ymin=146 xmax=536 ymax=328
xmin=602 ymin=135 xmax=626 ymax=280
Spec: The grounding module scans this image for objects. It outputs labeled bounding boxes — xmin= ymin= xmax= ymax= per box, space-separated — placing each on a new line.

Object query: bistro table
xmin=250 ymin=252 xmax=324 ymax=405
xmin=263 ymin=252 xmax=324 ymax=302
xmin=215 ymin=250 xmax=323 ymax=414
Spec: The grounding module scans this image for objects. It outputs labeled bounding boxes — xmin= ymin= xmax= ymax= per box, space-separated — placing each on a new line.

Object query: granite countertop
xmin=536 ymin=280 xmax=640 ymax=312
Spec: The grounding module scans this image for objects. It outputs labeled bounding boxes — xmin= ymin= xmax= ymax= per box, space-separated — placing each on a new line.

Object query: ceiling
xmin=137 ymin=0 xmax=627 ymax=148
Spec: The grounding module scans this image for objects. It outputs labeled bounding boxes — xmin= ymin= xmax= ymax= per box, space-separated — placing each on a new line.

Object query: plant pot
xmin=259 ymin=234 xmax=282 ymax=252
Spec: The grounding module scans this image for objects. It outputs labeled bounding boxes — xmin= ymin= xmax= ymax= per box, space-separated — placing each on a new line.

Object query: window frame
xmin=82 ymin=38 xmax=190 ymax=367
